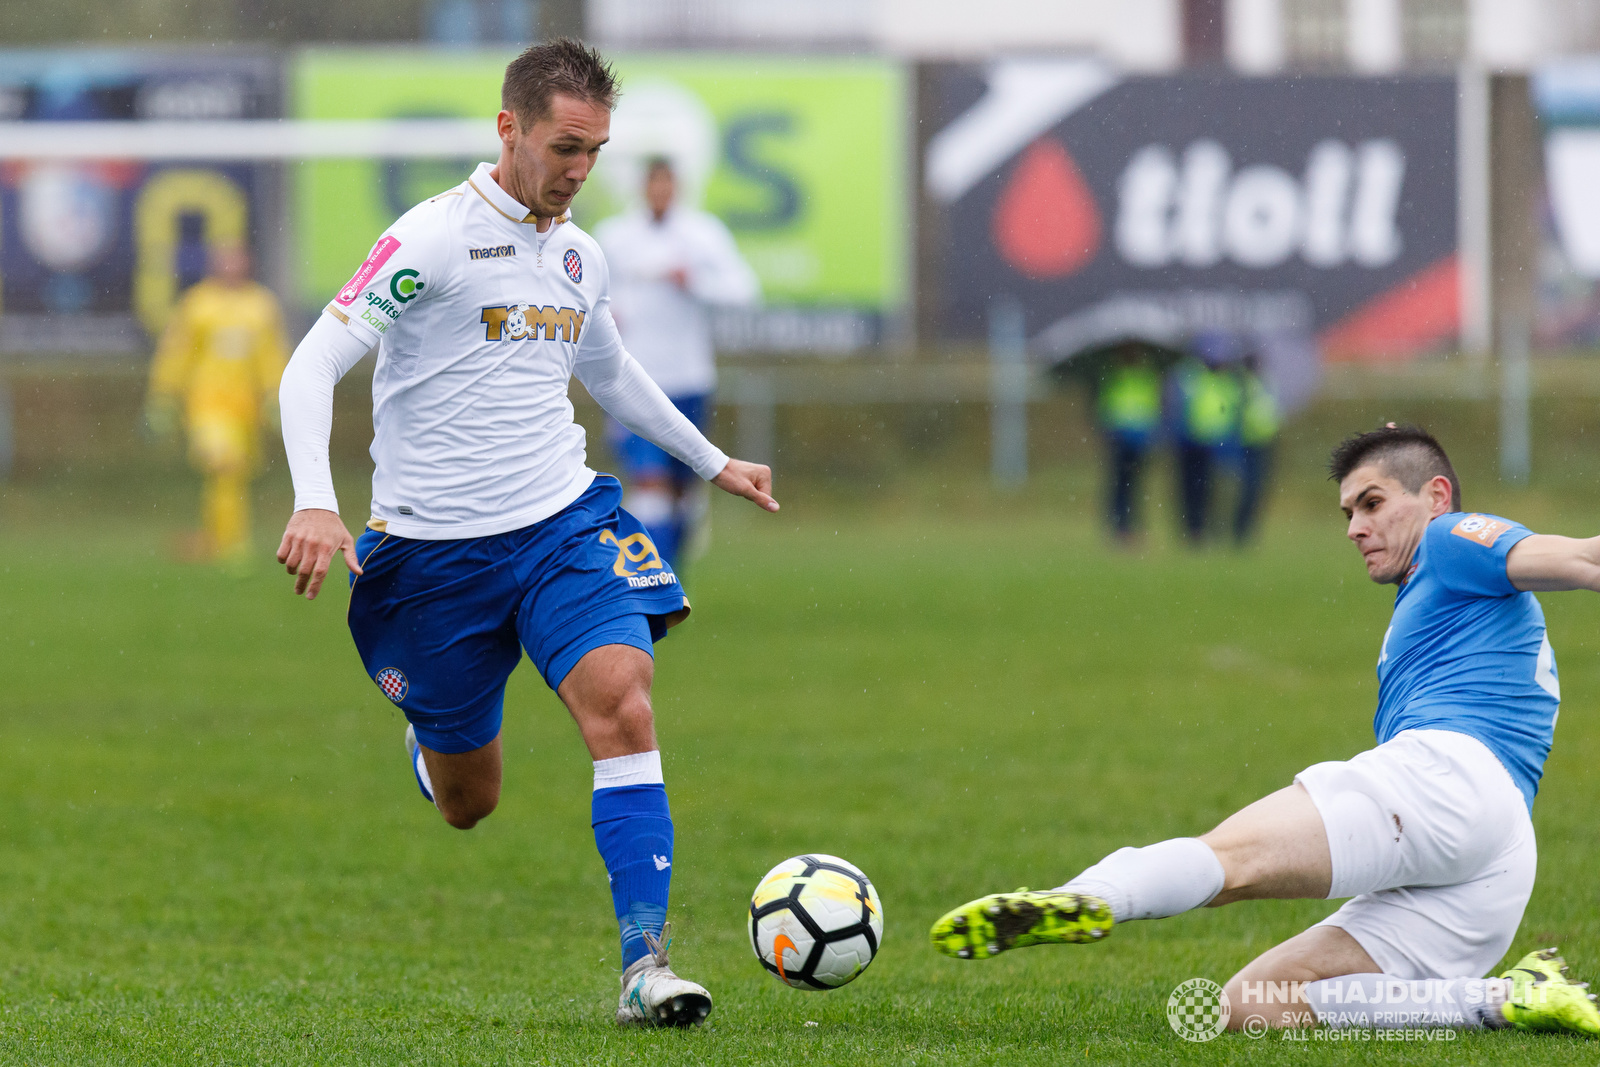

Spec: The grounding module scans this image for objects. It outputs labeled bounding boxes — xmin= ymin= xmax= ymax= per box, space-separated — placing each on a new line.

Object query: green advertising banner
xmin=292 ymin=49 xmax=907 ymax=350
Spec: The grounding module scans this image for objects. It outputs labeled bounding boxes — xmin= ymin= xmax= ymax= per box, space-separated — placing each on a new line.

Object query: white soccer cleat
xmin=615 ymin=923 xmax=712 ymax=1028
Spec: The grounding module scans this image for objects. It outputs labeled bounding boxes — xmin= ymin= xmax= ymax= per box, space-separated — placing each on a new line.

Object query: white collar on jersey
xmin=467 ymin=161 xmax=570 ymax=229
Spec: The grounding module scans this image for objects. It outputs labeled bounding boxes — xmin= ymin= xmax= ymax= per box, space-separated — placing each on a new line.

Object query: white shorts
xmin=1294 ymin=728 xmax=1537 ymax=980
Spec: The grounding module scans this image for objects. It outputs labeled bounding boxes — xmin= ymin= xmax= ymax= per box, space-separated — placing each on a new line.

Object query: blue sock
xmin=592 ymin=752 xmax=673 ymax=970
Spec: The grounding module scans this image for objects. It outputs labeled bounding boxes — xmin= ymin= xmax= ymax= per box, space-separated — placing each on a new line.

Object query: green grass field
xmin=4 ymin=415 xmax=1600 ymax=1065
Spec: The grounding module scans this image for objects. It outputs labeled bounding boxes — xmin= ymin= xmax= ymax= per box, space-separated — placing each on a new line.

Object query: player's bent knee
xmin=436 ymin=793 xmax=498 ymax=830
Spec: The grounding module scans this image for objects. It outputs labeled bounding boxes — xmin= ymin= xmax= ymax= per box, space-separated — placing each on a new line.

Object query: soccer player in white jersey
xmin=594 ymin=158 xmax=759 ymax=566
xmin=931 ymin=424 xmax=1600 ymax=1038
xmin=274 ymin=40 xmax=777 ymax=1028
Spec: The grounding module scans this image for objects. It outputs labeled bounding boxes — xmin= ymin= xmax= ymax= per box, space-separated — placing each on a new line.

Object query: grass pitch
xmin=3 ymin=449 xmax=1600 ymax=1065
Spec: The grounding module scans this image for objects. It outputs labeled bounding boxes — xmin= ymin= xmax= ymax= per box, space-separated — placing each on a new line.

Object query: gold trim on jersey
xmin=366 ymin=518 xmax=388 ymax=532
xmin=467 ymin=177 xmax=570 ymax=229
xmin=325 ymin=304 xmax=350 ymax=325
xmin=469 ymin=177 xmax=537 ymax=224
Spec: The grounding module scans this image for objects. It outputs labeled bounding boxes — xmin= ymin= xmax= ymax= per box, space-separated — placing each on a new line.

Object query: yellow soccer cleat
xmin=1499 ymin=947 xmax=1600 ymax=1037
xmin=930 ymin=888 xmax=1113 ymax=960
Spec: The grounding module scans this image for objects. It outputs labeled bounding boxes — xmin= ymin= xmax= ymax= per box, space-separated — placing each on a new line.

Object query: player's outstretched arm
xmin=277 ymin=508 xmax=363 ymax=600
xmin=711 ymin=459 xmax=779 ymax=512
xmin=1507 ymin=534 xmax=1600 ymax=592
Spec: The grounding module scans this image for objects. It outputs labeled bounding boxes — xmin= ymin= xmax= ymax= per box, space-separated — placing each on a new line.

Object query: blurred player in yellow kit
xmin=146 ymin=242 xmax=289 ymax=563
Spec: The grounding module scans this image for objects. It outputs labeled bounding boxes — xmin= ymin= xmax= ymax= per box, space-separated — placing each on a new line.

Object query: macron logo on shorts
xmin=337 ymin=236 xmax=401 ymax=306
xmin=1451 ymin=514 xmax=1512 ymax=548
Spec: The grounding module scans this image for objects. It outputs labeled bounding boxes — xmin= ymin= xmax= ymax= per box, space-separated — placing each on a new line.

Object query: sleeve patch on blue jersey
xmin=1451 ymin=514 xmax=1512 ymax=547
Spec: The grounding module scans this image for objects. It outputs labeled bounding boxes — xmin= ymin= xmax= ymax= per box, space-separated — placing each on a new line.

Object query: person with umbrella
xmin=1169 ymin=332 xmax=1243 ymax=544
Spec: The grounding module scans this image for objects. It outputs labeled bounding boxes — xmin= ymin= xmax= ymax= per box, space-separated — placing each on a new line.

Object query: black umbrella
xmin=1047 ymin=337 xmax=1187 ymax=389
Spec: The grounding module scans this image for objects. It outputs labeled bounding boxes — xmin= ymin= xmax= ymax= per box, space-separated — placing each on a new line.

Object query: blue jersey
xmin=1375 ymin=512 xmax=1559 ymax=809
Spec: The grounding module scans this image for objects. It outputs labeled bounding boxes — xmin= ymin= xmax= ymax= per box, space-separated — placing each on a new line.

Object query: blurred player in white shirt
xmin=595 ymin=159 xmax=759 ymax=565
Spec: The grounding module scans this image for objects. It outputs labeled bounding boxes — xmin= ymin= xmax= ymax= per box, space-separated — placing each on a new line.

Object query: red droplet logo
xmin=992 ymin=139 xmax=1102 ymax=278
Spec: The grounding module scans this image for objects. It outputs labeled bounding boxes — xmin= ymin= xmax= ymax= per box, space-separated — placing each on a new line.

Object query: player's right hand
xmin=277 ymin=508 xmax=363 ymax=601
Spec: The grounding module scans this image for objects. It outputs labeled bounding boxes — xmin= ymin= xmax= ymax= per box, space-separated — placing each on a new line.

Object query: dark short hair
xmin=501 ymin=38 xmax=618 ymax=128
xmin=644 ymin=156 xmax=674 ymax=178
xmin=1328 ymin=424 xmax=1462 ymax=511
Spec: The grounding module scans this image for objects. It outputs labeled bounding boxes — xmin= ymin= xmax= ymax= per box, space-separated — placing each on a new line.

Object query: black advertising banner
xmin=926 ymin=61 xmax=1459 ymax=401
xmin=0 ymin=50 xmax=281 ymax=355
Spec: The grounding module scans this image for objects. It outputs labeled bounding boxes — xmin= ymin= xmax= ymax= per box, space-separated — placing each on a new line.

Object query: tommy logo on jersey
xmin=563 ymin=248 xmax=582 ymax=282
xmin=338 ymin=236 xmax=401 ymax=306
xmin=375 ymin=667 xmax=409 ymax=703
xmin=481 ymin=304 xmax=586 ymax=342
xmin=1452 ymin=514 xmax=1513 ymax=547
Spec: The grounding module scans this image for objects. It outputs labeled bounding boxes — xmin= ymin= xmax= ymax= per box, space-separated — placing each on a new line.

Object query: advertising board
xmin=0 ymin=50 xmax=280 ymax=355
xmin=293 ymin=49 xmax=907 ymax=352
xmin=926 ymin=60 xmax=1459 ymax=395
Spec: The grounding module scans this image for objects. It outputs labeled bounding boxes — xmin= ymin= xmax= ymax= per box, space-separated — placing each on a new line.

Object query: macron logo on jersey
xmin=1451 ymin=514 xmax=1513 ymax=548
xmin=337 ymin=236 xmax=401 ymax=306
xmin=481 ymin=303 xmax=585 ymax=343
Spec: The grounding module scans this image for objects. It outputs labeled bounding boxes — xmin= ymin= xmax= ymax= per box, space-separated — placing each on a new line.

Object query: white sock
xmin=1058 ymin=838 xmax=1225 ymax=922
xmin=1305 ymin=975 xmax=1510 ymax=1029
xmin=593 ymin=750 xmax=664 ymax=789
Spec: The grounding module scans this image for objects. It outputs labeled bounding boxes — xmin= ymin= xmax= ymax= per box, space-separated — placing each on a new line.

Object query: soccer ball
xmin=749 ymin=854 xmax=883 ymax=989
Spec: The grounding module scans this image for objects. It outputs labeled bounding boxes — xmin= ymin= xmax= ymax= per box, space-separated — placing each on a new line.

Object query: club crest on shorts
xmin=375 ymin=667 xmax=408 ymax=703
xmin=563 ymin=248 xmax=582 ymax=283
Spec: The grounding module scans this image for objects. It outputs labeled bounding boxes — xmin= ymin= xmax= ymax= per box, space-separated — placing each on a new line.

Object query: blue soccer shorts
xmin=607 ymin=392 xmax=708 ymax=486
xmin=346 ymin=475 xmax=689 ymax=754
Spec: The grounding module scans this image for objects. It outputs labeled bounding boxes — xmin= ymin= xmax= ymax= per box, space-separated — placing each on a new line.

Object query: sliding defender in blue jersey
xmin=932 ymin=424 xmax=1600 ymax=1038
xmin=273 ymin=41 xmax=778 ymax=1028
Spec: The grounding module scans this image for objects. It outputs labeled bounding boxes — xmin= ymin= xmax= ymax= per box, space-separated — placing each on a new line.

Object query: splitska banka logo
xmin=598 ymin=530 xmax=677 ymax=588
xmin=480 ymin=303 xmax=586 ymax=342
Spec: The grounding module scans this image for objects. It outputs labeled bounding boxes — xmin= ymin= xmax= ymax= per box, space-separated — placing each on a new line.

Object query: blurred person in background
xmin=1168 ymin=332 xmax=1241 ymax=544
xmin=145 ymin=241 xmax=288 ymax=564
xmin=1093 ymin=343 xmax=1163 ymax=544
xmin=1228 ymin=351 xmax=1280 ymax=544
xmin=594 ymin=157 xmax=759 ymax=567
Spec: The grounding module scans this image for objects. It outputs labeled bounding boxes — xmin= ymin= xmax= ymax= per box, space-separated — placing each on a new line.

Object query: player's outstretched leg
xmin=1500 ymin=948 xmax=1600 ymax=1036
xmin=932 ymin=837 xmax=1224 ymax=960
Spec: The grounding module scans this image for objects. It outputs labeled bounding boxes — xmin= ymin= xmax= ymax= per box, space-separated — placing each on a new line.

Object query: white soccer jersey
xmin=593 ymin=206 xmax=759 ymax=397
xmin=315 ymin=161 xmax=727 ymax=540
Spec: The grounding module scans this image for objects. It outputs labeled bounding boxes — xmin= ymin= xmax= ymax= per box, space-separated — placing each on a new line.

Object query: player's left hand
xmin=712 ymin=459 xmax=779 ymax=512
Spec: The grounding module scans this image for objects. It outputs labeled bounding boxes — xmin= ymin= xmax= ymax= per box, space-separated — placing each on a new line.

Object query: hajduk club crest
xmin=563 ymin=248 xmax=582 ymax=283
xmin=375 ymin=667 xmax=408 ymax=703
